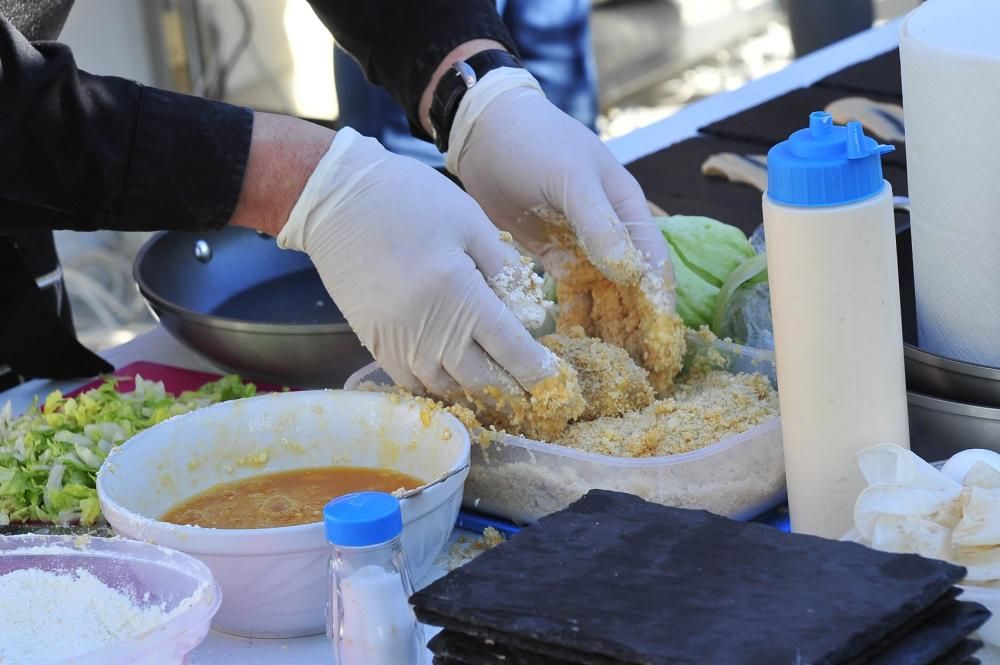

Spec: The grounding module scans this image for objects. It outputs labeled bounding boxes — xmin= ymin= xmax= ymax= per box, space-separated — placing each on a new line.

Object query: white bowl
xmin=0 ymin=535 xmax=220 ymax=665
xmin=96 ymin=390 xmax=470 ymax=638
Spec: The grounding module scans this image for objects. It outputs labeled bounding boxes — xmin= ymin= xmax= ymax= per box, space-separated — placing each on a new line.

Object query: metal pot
xmin=908 ymin=392 xmax=1000 ymax=462
xmin=133 ymin=228 xmax=372 ymax=388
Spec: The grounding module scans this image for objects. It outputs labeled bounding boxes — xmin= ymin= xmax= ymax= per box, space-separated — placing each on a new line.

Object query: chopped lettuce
xmin=656 ymin=216 xmax=768 ymax=336
xmin=0 ymin=374 xmax=256 ymax=526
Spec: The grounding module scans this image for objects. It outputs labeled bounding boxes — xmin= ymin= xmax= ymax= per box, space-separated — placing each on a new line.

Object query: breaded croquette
xmin=540 ymin=326 xmax=654 ymax=420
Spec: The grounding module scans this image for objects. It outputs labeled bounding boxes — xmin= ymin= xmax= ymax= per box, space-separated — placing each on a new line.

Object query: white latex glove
xmin=446 ymin=67 xmax=676 ymax=306
xmin=278 ymin=127 xmax=557 ymax=397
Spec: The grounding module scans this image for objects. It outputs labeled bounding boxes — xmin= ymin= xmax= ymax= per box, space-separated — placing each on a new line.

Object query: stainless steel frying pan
xmin=133 ymin=227 xmax=372 ymax=387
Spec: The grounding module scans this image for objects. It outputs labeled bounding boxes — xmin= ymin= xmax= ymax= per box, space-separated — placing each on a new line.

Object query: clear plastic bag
xmin=718 ymin=225 xmax=774 ymax=350
xmin=720 ymin=282 xmax=774 ymax=351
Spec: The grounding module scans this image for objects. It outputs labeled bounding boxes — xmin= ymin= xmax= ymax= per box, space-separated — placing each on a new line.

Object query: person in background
xmin=0 ymin=0 xmax=673 ymax=402
xmin=334 ymin=0 xmax=598 ymax=169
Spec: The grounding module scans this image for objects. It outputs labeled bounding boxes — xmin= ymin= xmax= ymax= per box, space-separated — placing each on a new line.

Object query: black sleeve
xmin=307 ymin=0 xmax=517 ymax=141
xmin=0 ymin=16 xmax=253 ymax=234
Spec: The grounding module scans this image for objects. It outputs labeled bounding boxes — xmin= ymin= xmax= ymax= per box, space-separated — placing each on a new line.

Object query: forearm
xmin=229 ymin=113 xmax=335 ymax=237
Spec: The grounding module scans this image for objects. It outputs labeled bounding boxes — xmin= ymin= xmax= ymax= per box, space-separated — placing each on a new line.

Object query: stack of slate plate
xmin=815 ymin=49 xmax=903 ymax=100
xmin=413 ymin=491 xmax=990 ymax=665
xmin=697 ymin=86 xmax=906 ymax=166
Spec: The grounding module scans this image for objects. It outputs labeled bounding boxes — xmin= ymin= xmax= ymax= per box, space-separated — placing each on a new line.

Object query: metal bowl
xmin=898 ymin=225 xmax=1000 ymax=406
xmin=908 ymin=391 xmax=1000 ymax=462
xmin=134 ymin=228 xmax=372 ymax=388
xmin=904 ymin=347 xmax=1000 ymax=407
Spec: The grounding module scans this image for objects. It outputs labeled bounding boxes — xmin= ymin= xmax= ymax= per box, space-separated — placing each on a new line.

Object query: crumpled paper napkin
xmin=852 ymin=444 xmax=1000 ymax=585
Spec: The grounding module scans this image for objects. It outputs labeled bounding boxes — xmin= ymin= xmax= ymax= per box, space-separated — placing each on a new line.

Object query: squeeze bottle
xmin=324 ymin=491 xmax=425 ymax=665
xmin=762 ymin=111 xmax=909 ymax=539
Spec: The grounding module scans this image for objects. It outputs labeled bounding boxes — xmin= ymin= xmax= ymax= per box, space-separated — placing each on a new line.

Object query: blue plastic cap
xmin=766 ymin=111 xmax=895 ymax=207
xmin=324 ymin=492 xmax=403 ymax=547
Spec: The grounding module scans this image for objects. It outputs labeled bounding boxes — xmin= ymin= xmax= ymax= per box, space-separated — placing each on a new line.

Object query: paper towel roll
xmin=901 ymin=0 xmax=1000 ymax=367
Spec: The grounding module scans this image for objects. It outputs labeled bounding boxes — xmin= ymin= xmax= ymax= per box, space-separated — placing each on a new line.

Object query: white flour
xmin=488 ymin=257 xmax=550 ymax=331
xmin=0 ymin=567 xmax=181 ymax=664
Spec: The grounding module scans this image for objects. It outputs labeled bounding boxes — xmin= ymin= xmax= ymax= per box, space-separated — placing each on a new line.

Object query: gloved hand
xmin=278 ymin=127 xmax=557 ymax=397
xmin=446 ymin=67 xmax=676 ymax=308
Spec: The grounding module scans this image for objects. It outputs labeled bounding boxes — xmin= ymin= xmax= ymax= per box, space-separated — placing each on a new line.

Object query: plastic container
xmin=0 ymin=535 xmax=220 ymax=665
xmin=763 ymin=111 xmax=909 ymax=539
xmin=345 ymin=337 xmax=785 ymax=524
xmin=97 ymin=390 xmax=470 ymax=639
xmin=325 ymin=493 xmax=425 ymax=665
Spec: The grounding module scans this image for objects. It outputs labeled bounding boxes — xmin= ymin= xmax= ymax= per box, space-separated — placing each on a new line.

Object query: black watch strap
xmin=429 ymin=49 xmax=523 ymax=153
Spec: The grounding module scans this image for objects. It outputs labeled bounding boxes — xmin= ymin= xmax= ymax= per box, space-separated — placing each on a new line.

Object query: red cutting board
xmin=66 ymin=362 xmax=286 ymax=398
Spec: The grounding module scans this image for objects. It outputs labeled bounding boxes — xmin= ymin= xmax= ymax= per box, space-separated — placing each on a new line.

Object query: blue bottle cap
xmin=766 ymin=111 xmax=895 ymax=207
xmin=324 ymin=491 xmax=403 ymax=547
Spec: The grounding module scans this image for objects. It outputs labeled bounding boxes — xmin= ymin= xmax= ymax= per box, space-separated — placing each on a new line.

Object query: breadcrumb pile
xmin=440 ymin=527 xmax=507 ymax=571
xmin=560 ymin=369 xmax=777 ymax=457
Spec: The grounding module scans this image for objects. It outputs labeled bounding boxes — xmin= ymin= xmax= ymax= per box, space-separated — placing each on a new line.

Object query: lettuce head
xmin=656 ymin=215 xmax=767 ymax=334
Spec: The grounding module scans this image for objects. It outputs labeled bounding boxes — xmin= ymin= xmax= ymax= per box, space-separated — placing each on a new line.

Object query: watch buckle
xmin=453 ymin=61 xmax=477 ymax=89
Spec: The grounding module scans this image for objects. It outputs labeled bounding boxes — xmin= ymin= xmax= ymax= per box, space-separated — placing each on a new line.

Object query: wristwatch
xmin=429 ymin=49 xmax=523 ymax=153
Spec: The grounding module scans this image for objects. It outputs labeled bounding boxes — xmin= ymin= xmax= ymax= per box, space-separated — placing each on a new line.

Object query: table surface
xmin=9 ymin=16 xmax=999 ymax=665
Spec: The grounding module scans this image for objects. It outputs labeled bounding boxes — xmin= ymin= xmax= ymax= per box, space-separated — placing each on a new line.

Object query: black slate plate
xmin=628 ymin=136 xmax=770 ymax=222
xmin=626 ymin=135 xmax=908 ymax=237
xmin=862 ymin=600 xmax=987 ymax=665
xmin=928 ymin=638 xmax=982 ymax=665
xmin=646 ymin=196 xmax=764 ymax=237
xmin=698 ymin=87 xmax=906 ymax=167
xmin=413 ymin=491 xmax=978 ymax=665
xmin=430 ymin=630 xmax=577 ymax=665
xmin=430 ymin=637 xmax=984 ymax=665
xmin=816 ymin=48 xmax=903 ymax=100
